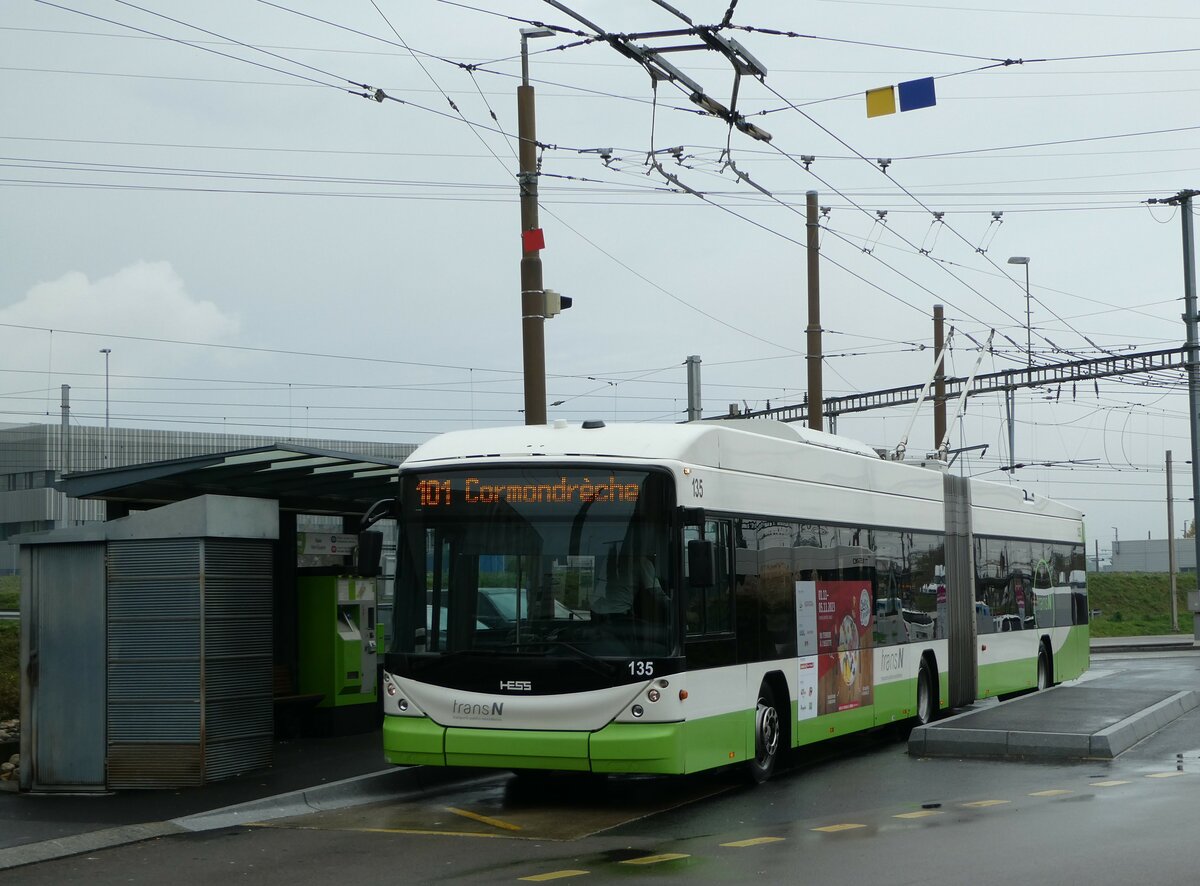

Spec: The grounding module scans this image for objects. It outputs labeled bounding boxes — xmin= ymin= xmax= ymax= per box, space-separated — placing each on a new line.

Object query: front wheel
xmin=747 ymin=684 xmax=782 ymax=784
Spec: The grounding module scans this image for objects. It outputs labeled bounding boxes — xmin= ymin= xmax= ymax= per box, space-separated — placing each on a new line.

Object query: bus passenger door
xmin=682 ymin=519 xmax=736 ymax=668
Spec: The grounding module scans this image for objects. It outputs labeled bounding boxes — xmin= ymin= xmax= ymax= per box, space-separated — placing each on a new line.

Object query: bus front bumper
xmin=383 ymin=716 xmax=687 ymax=774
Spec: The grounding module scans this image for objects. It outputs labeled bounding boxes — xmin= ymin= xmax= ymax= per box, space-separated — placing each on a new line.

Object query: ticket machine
xmin=296 ymin=531 xmax=382 ymax=734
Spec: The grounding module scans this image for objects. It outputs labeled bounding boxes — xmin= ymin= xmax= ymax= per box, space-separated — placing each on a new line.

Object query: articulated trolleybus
xmin=381 ymin=419 xmax=1089 ymax=782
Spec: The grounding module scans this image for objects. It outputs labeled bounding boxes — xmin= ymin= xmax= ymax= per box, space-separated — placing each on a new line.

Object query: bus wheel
xmin=1036 ymin=644 xmax=1050 ymax=691
xmin=748 ymin=683 xmax=781 ymax=783
xmin=916 ymin=659 xmax=935 ymax=726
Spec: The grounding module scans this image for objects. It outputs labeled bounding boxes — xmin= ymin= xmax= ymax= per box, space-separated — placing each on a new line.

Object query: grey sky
xmin=3 ymin=0 xmax=1199 ymax=553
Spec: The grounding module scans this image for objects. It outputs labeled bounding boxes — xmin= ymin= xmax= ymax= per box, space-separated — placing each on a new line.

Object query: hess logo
xmin=499 ymin=680 xmax=532 ymax=692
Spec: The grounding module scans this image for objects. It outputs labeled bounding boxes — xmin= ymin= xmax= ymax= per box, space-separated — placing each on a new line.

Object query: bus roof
xmin=402 ymin=419 xmax=1083 ymax=533
xmin=402 ymin=419 xmax=882 ymax=466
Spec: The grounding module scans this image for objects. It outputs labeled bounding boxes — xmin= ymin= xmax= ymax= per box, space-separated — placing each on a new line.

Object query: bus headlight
xmin=647 ymin=689 xmax=660 ymax=703
xmin=398 ymin=698 xmax=409 ymax=712
xmin=631 ymin=704 xmax=644 ymax=718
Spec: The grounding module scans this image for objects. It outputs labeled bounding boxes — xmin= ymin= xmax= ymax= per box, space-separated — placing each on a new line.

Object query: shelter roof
xmin=57 ymin=443 xmax=400 ymax=516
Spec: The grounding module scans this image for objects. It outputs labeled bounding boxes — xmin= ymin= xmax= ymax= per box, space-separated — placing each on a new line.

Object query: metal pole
xmin=100 ymin=347 xmax=111 ymax=428
xmin=1180 ymin=191 xmax=1200 ymax=607
xmin=685 ymin=355 xmax=702 ymax=421
xmin=60 ymin=384 xmax=70 ymax=475
xmin=518 ymin=32 xmax=547 ymax=426
xmin=805 ymin=190 xmax=823 ymax=432
xmin=1167 ymin=450 xmax=1180 ymax=631
xmin=1024 ymin=262 xmax=1032 ymax=368
xmin=933 ymin=305 xmax=946 ymax=445
xmin=1006 ymin=388 xmax=1016 ymax=472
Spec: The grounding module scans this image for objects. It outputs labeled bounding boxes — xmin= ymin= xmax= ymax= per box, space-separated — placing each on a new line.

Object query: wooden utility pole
xmin=518 ymin=29 xmax=551 ymax=425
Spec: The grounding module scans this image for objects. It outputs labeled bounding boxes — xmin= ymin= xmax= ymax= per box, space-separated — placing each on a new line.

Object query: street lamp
xmin=518 ymin=26 xmax=555 ymax=426
xmin=1006 ymin=256 xmax=1032 ymax=367
xmin=99 ymin=348 xmax=111 ymax=428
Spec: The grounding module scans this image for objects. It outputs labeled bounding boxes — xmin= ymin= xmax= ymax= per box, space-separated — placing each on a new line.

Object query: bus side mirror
xmin=687 ymin=539 xmax=714 ymax=588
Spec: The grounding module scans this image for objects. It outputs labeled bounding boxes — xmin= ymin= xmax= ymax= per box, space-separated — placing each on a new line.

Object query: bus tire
xmin=916 ymin=658 xmax=936 ymax=726
xmin=1036 ymin=643 xmax=1051 ymax=691
xmin=747 ymin=683 xmax=782 ymax=784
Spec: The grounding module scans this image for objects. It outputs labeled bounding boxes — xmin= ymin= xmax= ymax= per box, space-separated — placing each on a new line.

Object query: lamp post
xmin=1006 ymin=256 xmax=1032 ymax=367
xmin=99 ymin=347 xmax=112 ymax=466
xmin=99 ymin=348 xmax=111 ymax=428
xmin=518 ymin=26 xmax=554 ymax=426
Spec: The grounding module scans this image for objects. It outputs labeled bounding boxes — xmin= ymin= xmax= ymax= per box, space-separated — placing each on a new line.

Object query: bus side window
xmin=683 ymin=520 xmax=733 ymax=635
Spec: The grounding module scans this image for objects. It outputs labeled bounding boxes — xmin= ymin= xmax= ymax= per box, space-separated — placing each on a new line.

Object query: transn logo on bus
xmin=499 ymin=680 xmax=532 ymax=691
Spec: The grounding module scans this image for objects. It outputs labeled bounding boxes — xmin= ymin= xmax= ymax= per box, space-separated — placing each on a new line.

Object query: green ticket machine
xmin=296 ymin=532 xmax=382 ymax=734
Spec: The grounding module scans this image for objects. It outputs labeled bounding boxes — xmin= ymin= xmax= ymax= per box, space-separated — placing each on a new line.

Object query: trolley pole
xmin=933 ymin=305 xmax=946 ymax=446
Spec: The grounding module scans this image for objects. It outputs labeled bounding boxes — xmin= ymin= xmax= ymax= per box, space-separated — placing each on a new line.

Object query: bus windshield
xmin=394 ymin=466 xmax=677 ymax=658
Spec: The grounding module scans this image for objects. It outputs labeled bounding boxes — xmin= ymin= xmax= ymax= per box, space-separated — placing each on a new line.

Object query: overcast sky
xmin=3 ymin=0 xmax=1200 ymax=554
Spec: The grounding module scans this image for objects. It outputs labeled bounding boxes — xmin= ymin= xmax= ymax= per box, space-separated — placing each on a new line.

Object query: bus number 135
xmin=628 ymin=660 xmax=654 ymax=677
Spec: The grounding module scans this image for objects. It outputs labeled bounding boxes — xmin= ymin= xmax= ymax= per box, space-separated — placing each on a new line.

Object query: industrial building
xmin=0 ymin=422 xmax=416 ymax=574
xmin=1110 ymin=538 xmax=1197 ymax=573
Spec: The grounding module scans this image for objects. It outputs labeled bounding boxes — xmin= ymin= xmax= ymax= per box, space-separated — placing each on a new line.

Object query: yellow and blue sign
xmin=866 ymin=76 xmax=936 ymax=118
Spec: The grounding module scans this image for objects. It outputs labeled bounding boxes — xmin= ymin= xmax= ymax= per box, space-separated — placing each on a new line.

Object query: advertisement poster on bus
xmin=816 ymin=581 xmax=874 ymax=714
xmin=795 ymin=581 xmax=819 ymax=720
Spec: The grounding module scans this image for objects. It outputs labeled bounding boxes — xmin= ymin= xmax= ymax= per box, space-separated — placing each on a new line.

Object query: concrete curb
xmin=172 ymin=765 xmax=486 ymax=832
xmin=909 ymin=688 xmax=1200 ymax=761
xmin=0 ymin=765 xmax=486 ymax=872
xmin=1091 ymin=642 xmax=1197 ymax=654
xmin=0 ymin=822 xmax=186 ymax=871
xmin=1091 ymin=690 xmax=1200 ymax=757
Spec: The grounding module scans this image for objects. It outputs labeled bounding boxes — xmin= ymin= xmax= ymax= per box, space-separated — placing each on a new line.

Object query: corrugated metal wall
xmin=106 ymin=536 xmax=274 ymax=787
xmin=202 ymin=538 xmax=273 ymax=781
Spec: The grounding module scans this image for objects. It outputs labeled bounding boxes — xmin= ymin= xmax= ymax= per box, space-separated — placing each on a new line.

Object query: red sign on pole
xmin=522 ymin=228 xmax=545 ymax=252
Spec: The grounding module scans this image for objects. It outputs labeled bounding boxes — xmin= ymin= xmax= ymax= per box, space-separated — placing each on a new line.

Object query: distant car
xmin=476 ymin=587 xmax=583 ymax=624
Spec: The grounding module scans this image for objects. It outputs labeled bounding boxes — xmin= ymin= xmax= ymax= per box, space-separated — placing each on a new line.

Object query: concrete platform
xmin=909 ymin=686 xmax=1200 ymax=760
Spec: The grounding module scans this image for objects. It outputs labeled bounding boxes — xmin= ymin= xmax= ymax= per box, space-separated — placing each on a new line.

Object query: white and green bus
xmin=381 ymin=419 xmax=1089 ymax=781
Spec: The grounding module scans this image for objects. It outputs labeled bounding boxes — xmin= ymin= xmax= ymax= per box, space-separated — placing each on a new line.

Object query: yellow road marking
xmin=245 ymin=823 xmax=503 ymax=839
xmin=446 ymin=806 xmax=523 ymax=831
xmin=894 ymin=810 xmax=942 ymax=819
xmin=1029 ymin=790 xmax=1072 ymax=797
xmin=720 ymin=837 xmax=786 ymax=847
xmin=812 ymin=823 xmax=866 ymax=832
xmin=1146 ymin=771 xmax=1186 ymax=778
xmin=519 ymin=871 xmax=590 ymax=881
xmin=1091 ymin=780 xmax=1131 ymax=787
xmin=620 ymin=853 xmax=690 ymax=866
xmin=961 ymin=800 xmax=1009 ymax=808
xmin=355 ymin=827 xmax=505 ymax=838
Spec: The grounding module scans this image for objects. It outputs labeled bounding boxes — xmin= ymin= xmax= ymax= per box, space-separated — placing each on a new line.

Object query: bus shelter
xmin=17 ymin=445 xmax=402 ymax=792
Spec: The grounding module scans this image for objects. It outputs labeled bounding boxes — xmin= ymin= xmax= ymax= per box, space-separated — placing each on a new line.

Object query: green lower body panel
xmin=872 ymin=677 xmax=918 ymax=725
xmin=590 ymin=722 xmax=687 ymax=774
xmin=446 ymin=727 xmax=591 ymax=771
xmin=977 ymin=657 xmax=1036 ymax=698
xmin=1055 ymin=627 xmax=1090 ymax=682
xmin=384 ymin=716 xmax=699 ymax=775
xmin=794 ymin=704 xmax=876 ymax=747
xmin=681 ymin=710 xmax=749 ymax=773
xmin=383 ymin=715 xmax=447 ymax=766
